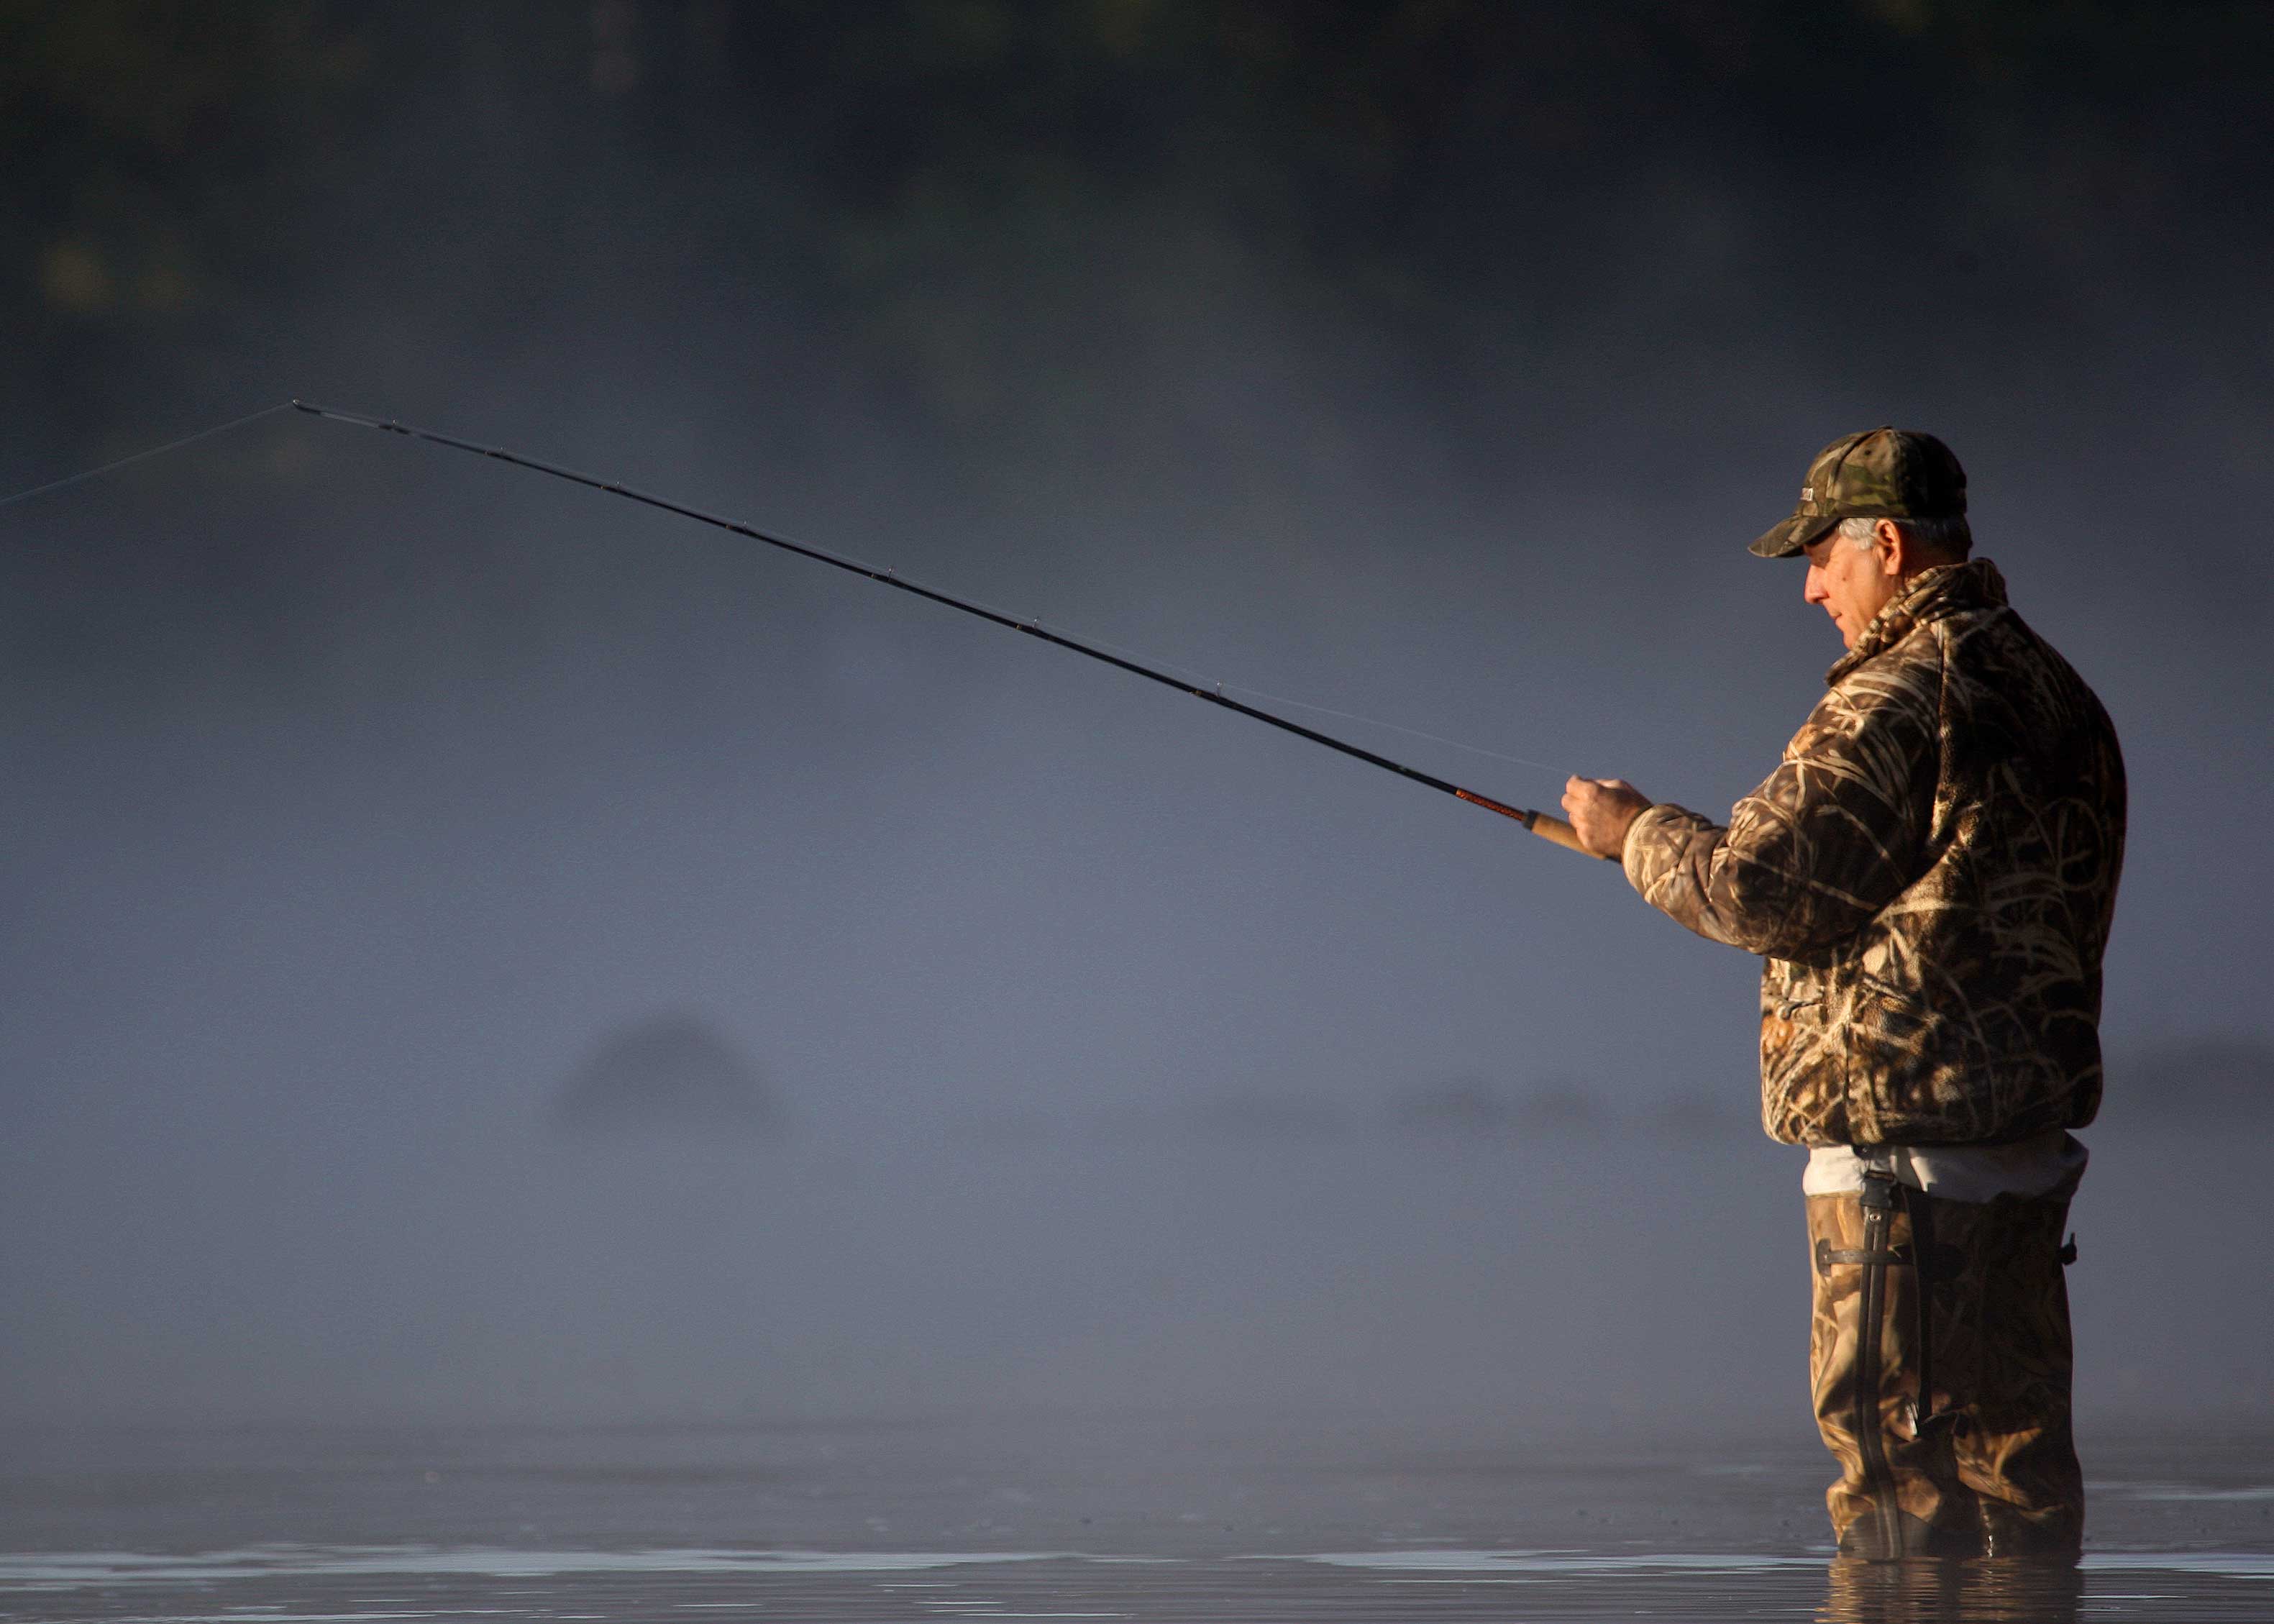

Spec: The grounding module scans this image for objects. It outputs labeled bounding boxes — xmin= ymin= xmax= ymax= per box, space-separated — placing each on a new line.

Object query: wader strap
xmin=1899 ymin=1180 xmax=1944 ymax=1439
xmin=1853 ymin=1169 xmax=1901 ymax=1551
xmin=1815 ymin=1174 xmax=1950 ymax=1443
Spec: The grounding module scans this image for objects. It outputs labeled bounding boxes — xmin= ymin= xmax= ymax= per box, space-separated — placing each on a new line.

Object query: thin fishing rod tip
xmin=281 ymin=401 xmax=1560 ymax=836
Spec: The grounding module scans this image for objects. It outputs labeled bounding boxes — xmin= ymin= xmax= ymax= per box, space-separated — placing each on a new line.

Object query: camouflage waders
xmin=1807 ymin=1167 xmax=2083 ymax=1558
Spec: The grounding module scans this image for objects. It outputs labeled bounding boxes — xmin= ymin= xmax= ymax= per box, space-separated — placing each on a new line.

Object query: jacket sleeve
xmin=1620 ymin=664 xmax=1940 ymax=958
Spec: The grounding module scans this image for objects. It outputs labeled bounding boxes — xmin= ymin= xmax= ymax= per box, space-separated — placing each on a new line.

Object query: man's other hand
xmin=1562 ymin=776 xmax=1652 ymax=861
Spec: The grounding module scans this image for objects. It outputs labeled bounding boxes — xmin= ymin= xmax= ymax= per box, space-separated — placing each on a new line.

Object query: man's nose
xmin=1802 ymin=566 xmax=1827 ymax=603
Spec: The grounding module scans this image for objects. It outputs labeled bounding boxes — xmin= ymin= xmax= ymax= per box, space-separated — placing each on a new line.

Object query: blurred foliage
xmin=1 ymin=2 xmax=364 ymax=312
xmin=4 ymin=0 xmax=2270 ymax=448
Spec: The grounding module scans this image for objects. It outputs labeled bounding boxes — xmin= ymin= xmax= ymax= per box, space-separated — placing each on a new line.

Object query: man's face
xmin=1801 ymin=528 xmax=1901 ymax=649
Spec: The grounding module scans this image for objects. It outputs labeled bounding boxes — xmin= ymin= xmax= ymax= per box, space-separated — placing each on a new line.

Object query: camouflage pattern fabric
xmin=1750 ymin=426 xmax=1969 ymax=558
xmin=1622 ymin=560 xmax=2127 ymax=1146
xmin=1807 ymin=1172 xmax=2085 ymax=1557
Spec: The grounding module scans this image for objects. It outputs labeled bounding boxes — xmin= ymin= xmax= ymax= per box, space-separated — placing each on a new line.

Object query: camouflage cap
xmin=1750 ymin=426 xmax=1968 ymax=558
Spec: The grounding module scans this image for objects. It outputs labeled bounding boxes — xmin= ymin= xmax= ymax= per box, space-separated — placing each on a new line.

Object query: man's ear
xmin=1874 ymin=517 xmax=1908 ymax=578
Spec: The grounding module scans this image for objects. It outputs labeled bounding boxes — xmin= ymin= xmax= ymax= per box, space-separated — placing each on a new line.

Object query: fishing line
xmin=1210 ymin=685 xmax=1563 ymax=782
xmin=0 ymin=402 xmax=297 ymax=512
xmin=2 ymin=398 xmax=1604 ymax=857
xmin=0 ymin=401 xmax=1552 ymax=780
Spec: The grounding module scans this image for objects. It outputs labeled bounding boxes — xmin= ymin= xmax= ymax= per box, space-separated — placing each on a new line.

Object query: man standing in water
xmin=1560 ymin=429 xmax=2125 ymax=1559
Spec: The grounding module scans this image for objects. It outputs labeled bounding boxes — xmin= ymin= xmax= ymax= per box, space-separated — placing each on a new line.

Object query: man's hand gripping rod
xmin=291 ymin=401 xmax=1609 ymax=860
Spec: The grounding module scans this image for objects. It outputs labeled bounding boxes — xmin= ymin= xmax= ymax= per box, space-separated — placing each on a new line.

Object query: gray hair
xmin=1836 ymin=513 xmax=1973 ymax=560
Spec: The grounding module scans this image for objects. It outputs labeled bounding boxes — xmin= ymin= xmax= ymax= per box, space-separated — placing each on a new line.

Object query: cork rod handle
xmin=1530 ymin=812 xmax=1619 ymax=862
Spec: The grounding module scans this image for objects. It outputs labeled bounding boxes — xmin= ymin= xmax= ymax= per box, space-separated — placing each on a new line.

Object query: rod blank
xmin=291 ymin=400 xmax=1607 ymax=859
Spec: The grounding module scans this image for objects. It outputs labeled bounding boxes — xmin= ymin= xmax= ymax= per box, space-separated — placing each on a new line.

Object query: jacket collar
xmin=1827 ymin=557 xmax=2006 ymax=685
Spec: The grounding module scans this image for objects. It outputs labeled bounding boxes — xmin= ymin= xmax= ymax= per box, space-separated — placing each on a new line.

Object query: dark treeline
xmin=9 ymin=0 xmax=2270 ymax=468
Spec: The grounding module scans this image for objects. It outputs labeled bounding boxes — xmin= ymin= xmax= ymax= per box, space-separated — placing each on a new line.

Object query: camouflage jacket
xmin=1622 ymin=560 xmax=2125 ymax=1146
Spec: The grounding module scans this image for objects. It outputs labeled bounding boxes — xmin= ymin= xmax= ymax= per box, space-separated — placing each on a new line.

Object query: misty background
xmin=1 ymin=2 xmax=2269 ymax=1437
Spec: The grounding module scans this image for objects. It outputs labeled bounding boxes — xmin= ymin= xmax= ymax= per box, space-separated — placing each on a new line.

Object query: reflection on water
xmin=1821 ymin=1555 xmax=2083 ymax=1623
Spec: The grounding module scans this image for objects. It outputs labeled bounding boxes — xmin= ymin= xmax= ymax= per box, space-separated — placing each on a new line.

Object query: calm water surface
xmin=3 ymin=1417 xmax=2268 ymax=1621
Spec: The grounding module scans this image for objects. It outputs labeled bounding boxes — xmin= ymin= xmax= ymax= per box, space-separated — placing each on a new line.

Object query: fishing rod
xmin=290 ymin=401 xmax=1604 ymax=859
xmin=17 ymin=398 xmax=1606 ymax=858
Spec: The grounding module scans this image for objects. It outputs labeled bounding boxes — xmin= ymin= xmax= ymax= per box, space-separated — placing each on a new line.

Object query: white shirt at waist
xmin=1803 ymin=1129 xmax=2086 ymax=1203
